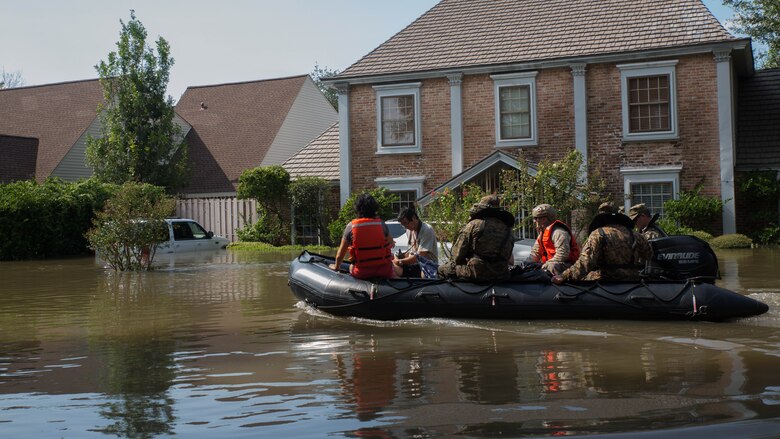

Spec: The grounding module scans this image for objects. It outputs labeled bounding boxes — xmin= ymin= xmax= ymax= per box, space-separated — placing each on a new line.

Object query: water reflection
xmin=0 ymin=248 xmax=778 ymax=437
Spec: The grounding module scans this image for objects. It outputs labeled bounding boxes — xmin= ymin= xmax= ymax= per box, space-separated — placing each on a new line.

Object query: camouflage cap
xmin=598 ymin=202 xmax=616 ymax=214
xmin=628 ymin=203 xmax=651 ymax=221
xmin=477 ymin=195 xmax=500 ymax=207
xmin=532 ymin=204 xmax=556 ymax=219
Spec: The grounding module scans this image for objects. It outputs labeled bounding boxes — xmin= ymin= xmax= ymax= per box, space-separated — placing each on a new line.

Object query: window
xmin=491 ymin=72 xmax=538 ymax=147
xmin=375 ymin=176 xmax=425 ymax=216
xmin=374 ymin=83 xmax=421 ymax=153
xmin=620 ymin=166 xmax=681 ymax=215
xmin=617 ymin=60 xmax=678 ymax=141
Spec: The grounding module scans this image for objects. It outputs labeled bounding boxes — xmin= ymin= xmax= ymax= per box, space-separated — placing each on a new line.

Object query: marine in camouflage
xmin=560 ymin=224 xmax=652 ymax=282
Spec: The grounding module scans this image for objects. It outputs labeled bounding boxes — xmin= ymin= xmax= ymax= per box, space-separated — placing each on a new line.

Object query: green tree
xmin=236 ymin=165 xmax=291 ymax=245
xmin=724 ymin=0 xmax=780 ymax=68
xmin=86 ymin=182 xmax=175 ymax=271
xmin=290 ymin=176 xmax=333 ymax=245
xmin=86 ymin=10 xmax=188 ymax=192
xmin=660 ymin=184 xmax=724 ymax=236
xmin=311 ymin=62 xmax=339 ymax=110
xmin=423 ymin=184 xmax=488 ymax=260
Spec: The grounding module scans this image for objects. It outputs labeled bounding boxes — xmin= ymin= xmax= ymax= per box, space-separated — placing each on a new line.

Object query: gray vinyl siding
xmin=261 ymin=77 xmax=338 ymax=166
xmin=51 ymin=114 xmax=192 ymax=181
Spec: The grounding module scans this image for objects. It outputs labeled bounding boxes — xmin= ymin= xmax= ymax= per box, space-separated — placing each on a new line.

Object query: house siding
xmin=51 ymin=117 xmax=101 ymax=181
xmin=261 ymin=77 xmax=338 ymax=166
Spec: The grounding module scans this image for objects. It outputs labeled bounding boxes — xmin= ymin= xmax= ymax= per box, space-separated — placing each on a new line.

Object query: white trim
xmin=373 ymin=82 xmax=422 ymax=154
xmin=617 ymin=60 xmax=678 ymax=142
xmin=491 ymin=72 xmax=538 ymax=148
xmin=714 ymin=49 xmax=736 ymax=234
xmin=571 ymin=64 xmax=588 ymax=179
xmin=336 ymin=83 xmax=351 ymax=206
xmin=375 ymin=176 xmax=425 ymax=198
xmin=448 ymin=73 xmax=464 ymax=175
xmin=620 ymin=165 xmax=682 ymax=212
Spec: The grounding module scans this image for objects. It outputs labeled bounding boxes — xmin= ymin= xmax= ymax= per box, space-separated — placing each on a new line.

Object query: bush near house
xmin=737 ymin=171 xmax=780 ymax=245
xmin=662 ymin=185 xmax=724 ymax=236
xmin=328 ymin=188 xmax=398 ymax=245
xmin=709 ymin=234 xmax=754 ymax=249
xmin=0 ymin=178 xmax=117 ymax=260
xmin=236 ymin=165 xmax=291 ymax=246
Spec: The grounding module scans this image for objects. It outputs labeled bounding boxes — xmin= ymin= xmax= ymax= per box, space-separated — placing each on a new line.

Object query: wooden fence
xmin=175 ymin=197 xmax=258 ymax=242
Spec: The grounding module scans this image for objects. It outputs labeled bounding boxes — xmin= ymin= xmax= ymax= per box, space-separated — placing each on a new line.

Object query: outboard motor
xmin=644 ymin=235 xmax=720 ymax=283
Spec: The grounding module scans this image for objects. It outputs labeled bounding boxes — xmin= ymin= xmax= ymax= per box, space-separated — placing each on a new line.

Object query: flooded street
xmin=1 ymin=249 xmax=779 ymax=438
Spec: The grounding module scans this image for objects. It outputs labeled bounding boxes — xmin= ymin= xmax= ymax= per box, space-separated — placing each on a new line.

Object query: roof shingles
xmin=337 ymin=0 xmax=736 ymax=79
xmin=282 ymin=122 xmax=340 ymax=181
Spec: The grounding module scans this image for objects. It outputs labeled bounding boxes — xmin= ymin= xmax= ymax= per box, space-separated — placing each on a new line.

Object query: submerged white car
xmin=156 ymin=219 xmax=230 ymax=253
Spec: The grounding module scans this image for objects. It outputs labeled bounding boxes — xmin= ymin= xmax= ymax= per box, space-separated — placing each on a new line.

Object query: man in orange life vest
xmin=526 ymin=204 xmax=580 ymax=275
xmin=329 ymin=194 xmax=395 ymax=279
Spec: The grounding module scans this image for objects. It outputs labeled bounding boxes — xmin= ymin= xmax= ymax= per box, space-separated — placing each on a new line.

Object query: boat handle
xmin=554 ymin=292 xmax=579 ymax=302
xmin=481 ymin=292 xmax=509 ymax=300
xmin=348 ymin=289 xmax=370 ymax=299
xmin=415 ymin=291 xmax=441 ymax=300
xmin=628 ymin=293 xmax=656 ymax=302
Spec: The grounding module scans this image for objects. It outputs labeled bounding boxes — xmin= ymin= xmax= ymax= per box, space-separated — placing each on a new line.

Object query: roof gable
xmin=282 ymin=122 xmax=340 ymax=181
xmin=175 ymin=75 xmax=308 ymax=193
xmin=0 ymin=79 xmax=103 ymax=180
xmin=337 ymin=0 xmax=737 ymax=79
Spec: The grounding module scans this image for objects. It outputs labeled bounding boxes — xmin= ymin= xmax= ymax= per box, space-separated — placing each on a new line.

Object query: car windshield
xmin=386 ymin=222 xmax=406 ymax=239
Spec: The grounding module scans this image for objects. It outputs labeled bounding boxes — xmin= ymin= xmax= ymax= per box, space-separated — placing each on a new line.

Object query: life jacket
xmin=537 ymin=220 xmax=580 ymax=263
xmin=348 ymin=218 xmax=392 ymax=272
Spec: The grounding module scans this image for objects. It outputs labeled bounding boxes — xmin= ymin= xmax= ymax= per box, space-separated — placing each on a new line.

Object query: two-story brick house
xmin=325 ymin=0 xmax=754 ymax=234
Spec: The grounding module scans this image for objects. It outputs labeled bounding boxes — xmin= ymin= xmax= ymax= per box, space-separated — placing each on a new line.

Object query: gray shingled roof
xmin=282 ymin=122 xmax=339 ymax=180
xmin=175 ymin=75 xmax=308 ymax=193
xmin=736 ymin=68 xmax=780 ymax=169
xmin=337 ymin=0 xmax=737 ymax=79
xmin=0 ymin=79 xmax=103 ymax=180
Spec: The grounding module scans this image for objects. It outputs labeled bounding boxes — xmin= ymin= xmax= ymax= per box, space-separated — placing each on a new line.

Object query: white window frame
xmin=491 ymin=71 xmax=538 ymax=148
xmin=375 ymin=176 xmax=425 ymax=202
xmin=617 ymin=60 xmax=679 ymax=142
xmin=373 ymin=83 xmax=422 ymax=154
xmin=620 ymin=165 xmax=682 ymax=213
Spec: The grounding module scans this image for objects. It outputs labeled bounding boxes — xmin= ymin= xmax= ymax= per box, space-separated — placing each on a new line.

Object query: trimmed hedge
xmin=0 ymin=178 xmax=117 ymax=260
xmin=709 ymin=233 xmax=753 ymax=249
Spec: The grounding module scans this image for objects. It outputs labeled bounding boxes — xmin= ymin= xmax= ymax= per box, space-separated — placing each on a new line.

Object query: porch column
xmin=570 ymin=63 xmax=588 ymax=178
xmin=448 ymin=73 xmax=464 ymax=176
xmin=336 ymin=82 xmax=351 ymax=207
xmin=714 ymin=49 xmax=736 ymax=234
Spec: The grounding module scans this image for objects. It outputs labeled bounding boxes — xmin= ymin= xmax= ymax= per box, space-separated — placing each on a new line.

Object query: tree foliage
xmin=86 ymin=182 xmax=174 ymax=271
xmin=236 ymin=165 xmax=291 ymax=245
xmin=311 ymin=62 xmax=339 ymax=110
xmin=724 ymin=0 xmax=780 ymax=68
xmin=86 ymin=10 xmax=188 ymax=192
xmin=423 ymin=184 xmax=488 ymax=260
xmin=290 ymin=176 xmax=334 ymax=245
xmin=0 ymin=68 xmax=24 ymax=89
xmin=328 ymin=188 xmax=398 ymax=244
xmin=661 ymin=184 xmax=724 ymax=236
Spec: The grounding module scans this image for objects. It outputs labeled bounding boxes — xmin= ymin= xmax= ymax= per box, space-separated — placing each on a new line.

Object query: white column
xmin=448 ymin=73 xmax=464 ymax=176
xmin=336 ymin=82 xmax=351 ymax=207
xmin=570 ymin=63 xmax=588 ymax=179
xmin=714 ymin=49 xmax=736 ymax=234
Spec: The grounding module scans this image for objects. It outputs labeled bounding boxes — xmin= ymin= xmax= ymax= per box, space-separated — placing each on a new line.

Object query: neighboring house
xmin=0 ymin=79 xmax=104 ymax=183
xmin=734 ymin=68 xmax=780 ymax=230
xmin=175 ymin=75 xmax=338 ymax=197
xmin=324 ymin=0 xmax=755 ymax=234
xmin=0 ymin=78 xmax=191 ymax=184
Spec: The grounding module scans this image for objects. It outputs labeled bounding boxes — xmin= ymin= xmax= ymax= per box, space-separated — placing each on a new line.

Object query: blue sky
xmin=1 ymin=1 xmax=744 ymax=101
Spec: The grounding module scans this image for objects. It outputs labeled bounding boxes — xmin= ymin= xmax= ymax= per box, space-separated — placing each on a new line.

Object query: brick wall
xmin=347 ymin=53 xmax=723 ymax=210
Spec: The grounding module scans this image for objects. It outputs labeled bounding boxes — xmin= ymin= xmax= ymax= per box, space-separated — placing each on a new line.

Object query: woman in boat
xmin=329 ymin=193 xmax=396 ymax=279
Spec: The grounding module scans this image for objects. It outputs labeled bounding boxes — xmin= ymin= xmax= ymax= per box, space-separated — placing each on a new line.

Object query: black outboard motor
xmin=644 ymin=235 xmax=720 ymax=283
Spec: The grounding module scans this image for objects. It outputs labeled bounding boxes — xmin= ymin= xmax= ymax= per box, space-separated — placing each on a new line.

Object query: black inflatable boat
xmin=288 ymin=247 xmax=769 ymax=322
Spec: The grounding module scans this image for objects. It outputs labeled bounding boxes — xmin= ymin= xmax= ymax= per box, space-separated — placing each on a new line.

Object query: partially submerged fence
xmin=175 ymin=197 xmax=257 ymax=242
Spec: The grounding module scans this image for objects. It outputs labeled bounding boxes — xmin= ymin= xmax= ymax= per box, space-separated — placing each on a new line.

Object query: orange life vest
xmin=348 ymin=218 xmax=392 ymax=272
xmin=538 ymin=220 xmax=580 ymax=263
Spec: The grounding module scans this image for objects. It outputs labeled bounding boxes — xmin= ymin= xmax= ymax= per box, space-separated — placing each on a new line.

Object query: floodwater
xmin=1 ymin=249 xmax=779 ymax=438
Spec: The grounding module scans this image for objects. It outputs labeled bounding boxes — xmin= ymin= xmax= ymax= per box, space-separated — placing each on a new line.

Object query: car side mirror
xmin=207 ymin=231 xmax=214 ymax=238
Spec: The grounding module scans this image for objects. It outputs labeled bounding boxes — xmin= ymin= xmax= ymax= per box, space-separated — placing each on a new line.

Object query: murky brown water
xmin=1 ymin=249 xmax=779 ymax=438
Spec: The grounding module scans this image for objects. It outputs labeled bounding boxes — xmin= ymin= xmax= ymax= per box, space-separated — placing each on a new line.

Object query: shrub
xmin=236 ymin=206 xmax=288 ymax=246
xmin=290 ymin=176 xmax=333 ymax=246
xmin=756 ymin=224 xmax=780 ymax=245
xmin=709 ymin=233 xmax=753 ymax=249
xmin=663 ymin=185 xmax=724 ymax=235
xmin=0 ymin=178 xmax=117 ymax=260
xmin=236 ymin=165 xmax=291 ymax=245
xmin=86 ymin=182 xmax=175 ymax=271
xmin=423 ymin=184 xmax=487 ymax=260
xmin=689 ymin=230 xmax=714 ymax=242
xmin=328 ymin=188 xmax=398 ymax=245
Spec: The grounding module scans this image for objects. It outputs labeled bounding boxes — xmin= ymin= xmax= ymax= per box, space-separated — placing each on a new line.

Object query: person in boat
xmin=527 ymin=204 xmax=580 ymax=275
xmin=329 ymin=193 xmax=395 ymax=279
xmin=552 ymin=211 xmax=652 ymax=284
xmin=598 ymin=201 xmax=617 ymax=214
xmin=437 ymin=195 xmax=515 ymax=281
xmin=393 ymin=206 xmax=439 ymax=278
xmin=628 ymin=203 xmax=667 ymax=240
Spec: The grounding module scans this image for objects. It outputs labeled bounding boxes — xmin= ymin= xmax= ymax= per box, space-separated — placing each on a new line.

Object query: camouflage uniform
xmin=438 ymin=196 xmax=514 ymax=281
xmin=560 ymin=224 xmax=652 ymax=282
xmin=642 ymin=224 xmax=665 ymax=241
